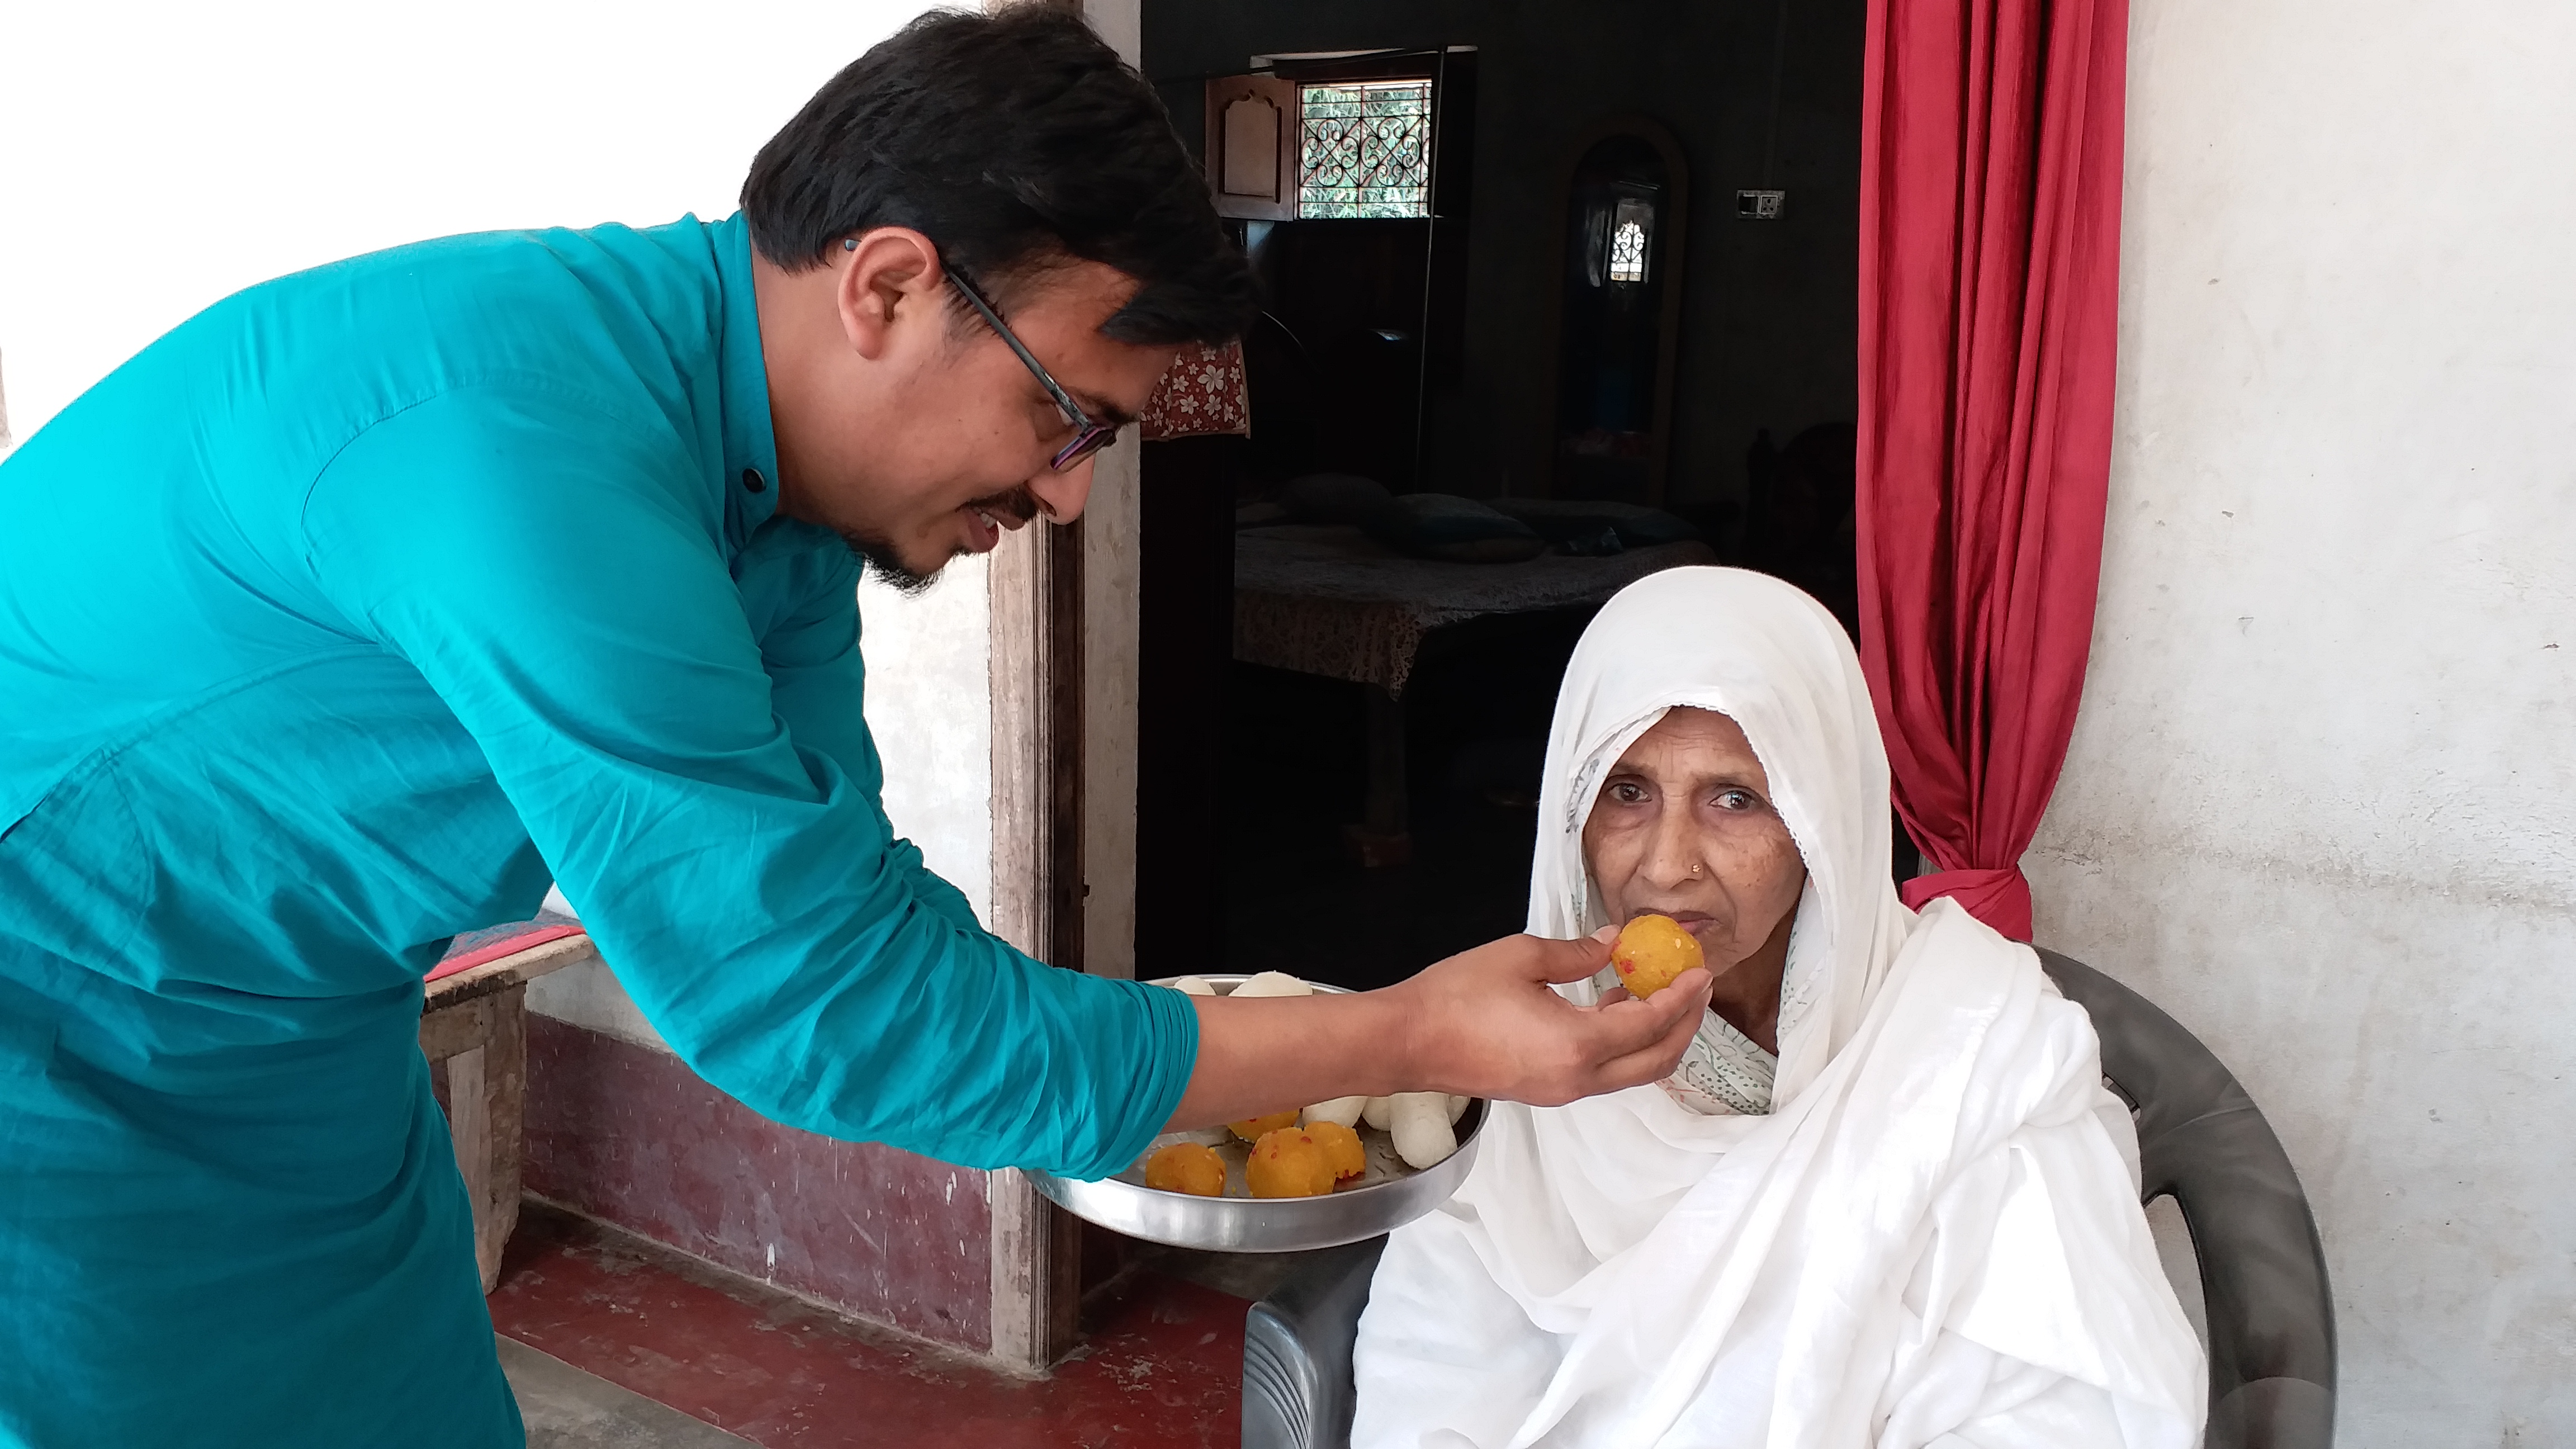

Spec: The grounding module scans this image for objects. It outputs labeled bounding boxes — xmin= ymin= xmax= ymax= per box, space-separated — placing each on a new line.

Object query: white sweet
xmin=1168 ymin=976 xmax=1216 ymax=996
xmin=1303 ymin=1096 xmax=1367 ymax=1129
xmin=1448 ymin=1094 xmax=1470 ymax=1123
xmin=1388 ymin=1091 xmax=1458 ymax=1169
xmin=1229 ymin=971 xmax=1312 ymax=999
xmin=1361 ymin=1096 xmax=1395 ymax=1130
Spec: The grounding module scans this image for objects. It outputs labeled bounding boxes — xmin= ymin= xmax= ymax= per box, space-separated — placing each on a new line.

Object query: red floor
xmin=489 ymin=1204 xmax=1244 ymax=1448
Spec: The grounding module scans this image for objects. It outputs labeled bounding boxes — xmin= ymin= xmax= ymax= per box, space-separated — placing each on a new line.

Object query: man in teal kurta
xmin=0 ymin=12 xmax=1711 ymax=1446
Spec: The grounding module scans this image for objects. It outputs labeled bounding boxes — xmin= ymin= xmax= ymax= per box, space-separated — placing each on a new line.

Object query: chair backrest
xmin=2037 ymin=949 xmax=2337 ymax=1448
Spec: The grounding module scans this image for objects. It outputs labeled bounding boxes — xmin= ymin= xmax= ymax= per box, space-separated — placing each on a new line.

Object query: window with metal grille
xmin=1298 ymin=80 xmax=1433 ymax=219
xmin=1608 ymin=199 xmax=1653 ymax=285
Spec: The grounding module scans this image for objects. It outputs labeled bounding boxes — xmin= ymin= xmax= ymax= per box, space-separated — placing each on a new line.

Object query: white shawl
xmin=1352 ymin=568 xmax=2203 ymax=1448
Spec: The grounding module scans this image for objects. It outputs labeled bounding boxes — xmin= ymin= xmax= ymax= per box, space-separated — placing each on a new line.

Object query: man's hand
xmin=1382 ymin=932 xmax=1712 ymax=1106
xmin=1161 ymin=934 xmax=1712 ymax=1131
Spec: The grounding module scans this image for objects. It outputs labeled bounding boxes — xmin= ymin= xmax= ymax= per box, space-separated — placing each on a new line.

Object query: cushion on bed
xmin=1366 ymin=494 xmax=1547 ymax=563
xmin=1488 ymin=499 xmax=1702 ymax=553
xmin=1280 ymin=472 xmax=1397 ymax=525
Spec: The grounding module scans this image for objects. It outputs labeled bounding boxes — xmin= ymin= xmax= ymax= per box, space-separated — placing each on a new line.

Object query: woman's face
xmin=1582 ymin=707 xmax=1807 ymax=979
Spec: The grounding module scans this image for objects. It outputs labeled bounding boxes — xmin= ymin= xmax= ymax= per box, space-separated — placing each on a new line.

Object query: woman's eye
xmin=1715 ymin=789 xmax=1759 ymax=811
xmin=1609 ymin=783 xmax=1647 ymax=804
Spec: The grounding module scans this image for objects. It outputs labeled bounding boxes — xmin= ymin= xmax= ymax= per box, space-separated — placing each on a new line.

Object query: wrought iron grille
xmin=1298 ymin=81 xmax=1433 ymax=219
xmin=1609 ymin=219 xmax=1648 ymax=284
xmin=1607 ymin=196 xmax=1649 ymax=283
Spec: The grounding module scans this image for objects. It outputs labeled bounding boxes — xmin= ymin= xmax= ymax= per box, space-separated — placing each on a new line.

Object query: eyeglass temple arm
xmin=945 ymin=269 xmax=1093 ymax=428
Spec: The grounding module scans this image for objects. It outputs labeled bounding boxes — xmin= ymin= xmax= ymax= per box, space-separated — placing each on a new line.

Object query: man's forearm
xmin=1162 ymin=990 xmax=1416 ymax=1130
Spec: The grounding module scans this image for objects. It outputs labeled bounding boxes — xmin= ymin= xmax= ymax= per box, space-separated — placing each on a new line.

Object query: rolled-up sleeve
xmin=300 ymin=384 xmax=1192 ymax=1177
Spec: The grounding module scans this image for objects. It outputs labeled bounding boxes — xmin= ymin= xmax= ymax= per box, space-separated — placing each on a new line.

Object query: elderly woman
xmin=1353 ymin=569 xmax=2202 ymax=1448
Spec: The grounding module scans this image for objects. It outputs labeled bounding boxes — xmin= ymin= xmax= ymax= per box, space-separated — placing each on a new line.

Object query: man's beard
xmin=839 ymin=486 xmax=1042 ymax=599
xmin=847 ymin=535 xmax=946 ymax=598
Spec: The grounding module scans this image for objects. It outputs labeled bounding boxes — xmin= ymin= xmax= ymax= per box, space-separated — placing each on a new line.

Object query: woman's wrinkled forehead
xmin=1611 ymin=706 xmax=1764 ymax=780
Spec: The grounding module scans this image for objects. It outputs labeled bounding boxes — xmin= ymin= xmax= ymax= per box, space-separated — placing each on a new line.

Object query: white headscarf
xmin=1533 ymin=565 xmax=1907 ymax=1110
xmin=1353 ymin=568 xmax=2201 ymax=1448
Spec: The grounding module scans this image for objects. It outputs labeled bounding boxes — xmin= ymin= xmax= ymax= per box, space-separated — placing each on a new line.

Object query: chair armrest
xmin=2039 ymin=950 xmax=2337 ymax=1448
xmin=1243 ymin=1237 xmax=1388 ymax=1449
xmin=2206 ymin=1378 xmax=2336 ymax=1449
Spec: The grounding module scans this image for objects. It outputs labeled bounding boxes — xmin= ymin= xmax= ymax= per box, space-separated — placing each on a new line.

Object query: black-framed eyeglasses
xmin=945 ymin=267 xmax=1119 ymax=472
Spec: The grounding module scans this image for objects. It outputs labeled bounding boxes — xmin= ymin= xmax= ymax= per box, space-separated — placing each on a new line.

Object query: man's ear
xmin=836 ymin=227 xmax=944 ymax=361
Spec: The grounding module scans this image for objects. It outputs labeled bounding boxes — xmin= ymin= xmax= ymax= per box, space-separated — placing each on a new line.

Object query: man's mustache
xmin=967 ymin=486 xmax=1043 ymax=527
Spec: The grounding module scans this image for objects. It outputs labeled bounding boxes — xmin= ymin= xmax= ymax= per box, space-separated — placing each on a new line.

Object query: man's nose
xmin=1025 ymin=456 xmax=1095 ymax=525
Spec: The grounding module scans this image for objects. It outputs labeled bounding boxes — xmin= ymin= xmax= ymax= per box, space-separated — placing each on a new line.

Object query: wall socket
xmin=1735 ymin=189 xmax=1787 ymax=220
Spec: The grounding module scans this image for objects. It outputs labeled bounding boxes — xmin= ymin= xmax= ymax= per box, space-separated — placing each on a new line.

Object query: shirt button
xmin=741 ymin=467 xmax=768 ymax=494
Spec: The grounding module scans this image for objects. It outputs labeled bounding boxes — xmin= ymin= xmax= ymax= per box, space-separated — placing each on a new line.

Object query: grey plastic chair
xmin=1242 ymin=949 xmax=2336 ymax=1448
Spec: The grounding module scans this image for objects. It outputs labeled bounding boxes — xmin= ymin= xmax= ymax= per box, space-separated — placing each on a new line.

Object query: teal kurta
xmin=0 ymin=213 xmax=1195 ymax=1447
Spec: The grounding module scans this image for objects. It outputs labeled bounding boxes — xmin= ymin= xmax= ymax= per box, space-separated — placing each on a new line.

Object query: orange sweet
xmin=1304 ymin=1120 xmax=1366 ymax=1182
xmin=1246 ymin=1128 xmax=1336 ymax=1198
xmin=1228 ymin=1108 xmax=1301 ymax=1142
xmin=1143 ymin=1142 xmax=1227 ymax=1197
xmin=1611 ymin=913 xmax=1704 ymax=998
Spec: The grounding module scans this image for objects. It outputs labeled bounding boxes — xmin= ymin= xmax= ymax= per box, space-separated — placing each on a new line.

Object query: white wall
xmin=860 ymin=567 xmax=997 ymax=925
xmin=1080 ymin=0 xmax=1143 ymax=982
xmin=0 ymin=1 xmax=948 ymax=438
xmin=2028 ymin=0 xmax=2576 ymax=1439
xmin=0 ymin=2 xmax=1004 ymax=1048
xmin=1083 ymin=429 xmax=1143 ymax=979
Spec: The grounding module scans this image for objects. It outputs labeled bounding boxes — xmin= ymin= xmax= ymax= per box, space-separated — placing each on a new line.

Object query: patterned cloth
xmin=1232 ymin=525 xmax=1718 ymax=697
xmin=1139 ymin=339 xmax=1250 ymax=441
xmin=1659 ymin=1006 xmax=1780 ymax=1116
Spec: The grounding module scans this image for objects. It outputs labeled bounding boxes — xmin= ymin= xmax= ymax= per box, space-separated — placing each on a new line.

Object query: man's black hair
xmin=743 ymin=5 xmax=1256 ymax=346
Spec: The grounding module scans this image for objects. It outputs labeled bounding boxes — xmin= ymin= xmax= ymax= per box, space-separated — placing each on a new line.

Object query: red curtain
xmin=1855 ymin=0 xmax=2131 ymax=941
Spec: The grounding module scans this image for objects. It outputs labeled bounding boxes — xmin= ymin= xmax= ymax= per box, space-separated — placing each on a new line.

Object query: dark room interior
xmin=1133 ymin=0 xmax=1873 ymax=989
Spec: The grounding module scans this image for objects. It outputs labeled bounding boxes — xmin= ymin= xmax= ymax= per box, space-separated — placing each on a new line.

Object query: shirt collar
xmin=711 ymin=211 xmax=783 ymax=542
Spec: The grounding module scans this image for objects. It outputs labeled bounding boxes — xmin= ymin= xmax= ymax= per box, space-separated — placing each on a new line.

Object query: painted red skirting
xmin=523 ymin=1015 xmax=994 ymax=1352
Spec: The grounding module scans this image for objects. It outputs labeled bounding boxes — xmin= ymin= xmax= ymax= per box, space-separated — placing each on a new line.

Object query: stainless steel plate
xmin=1025 ymin=974 xmax=1485 ymax=1254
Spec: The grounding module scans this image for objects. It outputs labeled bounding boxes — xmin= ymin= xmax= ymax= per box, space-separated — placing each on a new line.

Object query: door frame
xmin=984 ymin=512 xmax=1088 ymax=1371
xmin=982 ymin=0 xmax=1145 ymax=1374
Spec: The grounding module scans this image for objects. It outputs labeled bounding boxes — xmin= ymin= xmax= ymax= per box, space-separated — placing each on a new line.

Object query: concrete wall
xmin=2026 ymin=0 xmax=2576 ymax=1439
xmin=857 ymin=567 xmax=999 ymax=920
xmin=1084 ymin=432 xmax=1144 ymax=979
